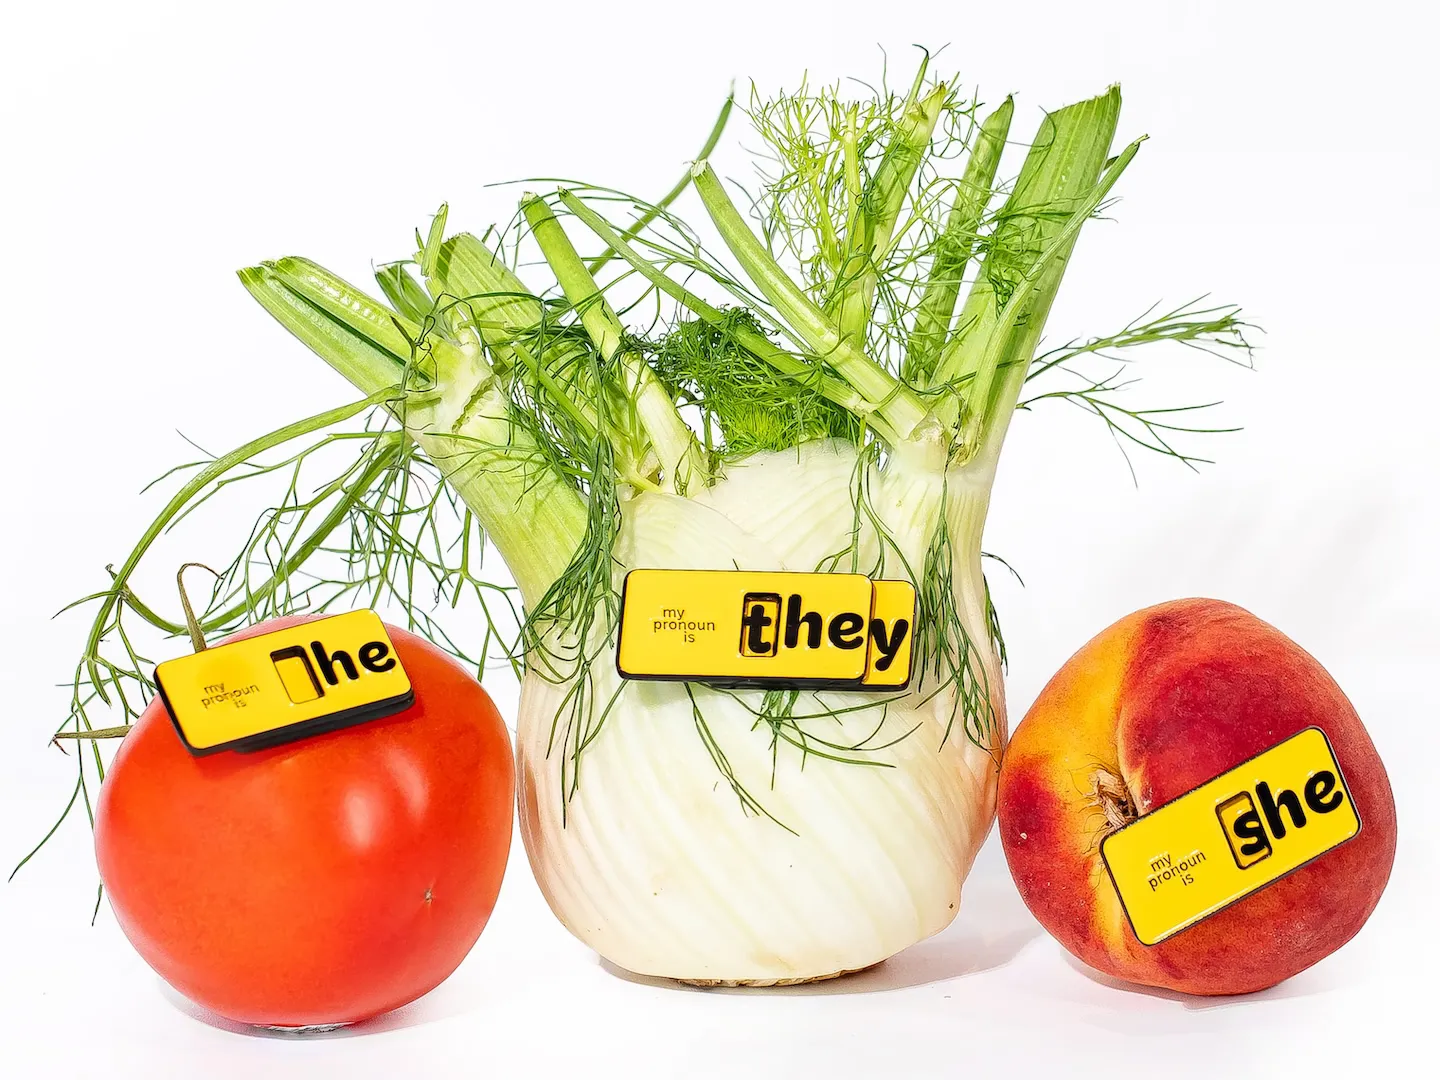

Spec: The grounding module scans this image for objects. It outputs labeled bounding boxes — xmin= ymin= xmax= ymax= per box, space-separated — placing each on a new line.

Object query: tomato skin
xmin=94 ymin=616 xmax=514 ymax=1027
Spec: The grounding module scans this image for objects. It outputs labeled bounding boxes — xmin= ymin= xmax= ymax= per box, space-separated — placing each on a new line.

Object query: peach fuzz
xmin=997 ymin=598 xmax=1396 ymax=995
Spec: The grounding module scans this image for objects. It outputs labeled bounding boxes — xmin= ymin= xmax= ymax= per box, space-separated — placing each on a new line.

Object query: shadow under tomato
xmin=155 ymin=974 xmax=478 ymax=1039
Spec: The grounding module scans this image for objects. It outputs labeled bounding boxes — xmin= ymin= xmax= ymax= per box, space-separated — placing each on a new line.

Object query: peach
xmin=998 ymin=598 xmax=1396 ymax=995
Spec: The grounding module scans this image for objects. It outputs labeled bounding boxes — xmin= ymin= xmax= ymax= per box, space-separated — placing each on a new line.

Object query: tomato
xmin=94 ymin=616 xmax=514 ymax=1028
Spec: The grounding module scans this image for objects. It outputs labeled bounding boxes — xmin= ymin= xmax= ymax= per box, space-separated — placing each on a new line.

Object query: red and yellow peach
xmin=998 ymin=598 xmax=1396 ymax=995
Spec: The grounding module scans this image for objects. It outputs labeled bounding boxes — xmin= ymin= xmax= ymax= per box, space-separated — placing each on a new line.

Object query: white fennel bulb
xmin=518 ymin=441 xmax=1004 ymax=982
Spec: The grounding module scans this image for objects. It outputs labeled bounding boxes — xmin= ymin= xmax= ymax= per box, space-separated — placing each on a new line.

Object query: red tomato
xmin=94 ymin=616 xmax=514 ymax=1028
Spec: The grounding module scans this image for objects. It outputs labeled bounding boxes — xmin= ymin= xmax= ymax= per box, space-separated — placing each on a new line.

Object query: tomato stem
xmin=176 ymin=563 xmax=222 ymax=653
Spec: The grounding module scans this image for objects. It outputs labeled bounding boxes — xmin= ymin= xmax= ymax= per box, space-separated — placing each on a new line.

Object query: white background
xmin=2 ymin=1 xmax=1437 ymax=1076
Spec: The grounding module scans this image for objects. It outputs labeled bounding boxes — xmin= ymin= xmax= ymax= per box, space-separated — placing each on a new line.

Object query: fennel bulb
xmin=520 ymin=441 xmax=1001 ymax=982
